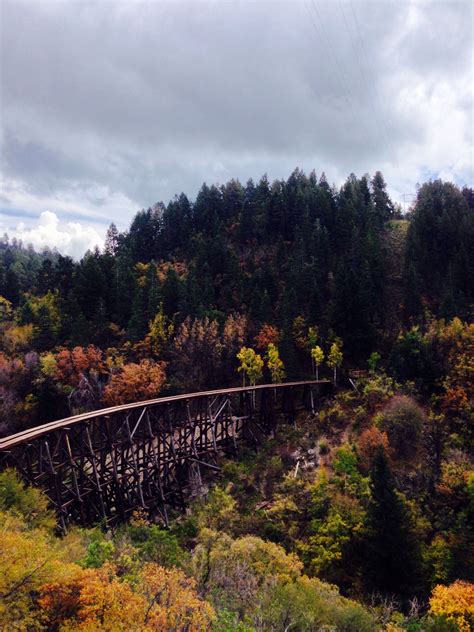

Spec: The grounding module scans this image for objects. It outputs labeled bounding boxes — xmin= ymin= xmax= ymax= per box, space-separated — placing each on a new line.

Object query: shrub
xmin=376 ymin=396 xmax=425 ymax=460
xmin=357 ymin=426 xmax=391 ymax=472
xmin=0 ymin=468 xmax=55 ymax=531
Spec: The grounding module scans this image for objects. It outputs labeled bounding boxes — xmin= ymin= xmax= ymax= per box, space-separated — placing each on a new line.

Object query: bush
xmin=376 ymin=396 xmax=425 ymax=460
xmin=362 ymin=374 xmax=397 ymax=412
xmin=0 ymin=468 xmax=55 ymax=531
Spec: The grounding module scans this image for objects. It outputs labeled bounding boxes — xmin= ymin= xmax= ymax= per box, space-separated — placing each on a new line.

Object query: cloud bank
xmin=3 ymin=211 xmax=104 ymax=260
xmin=0 ymin=0 xmax=472 ymax=256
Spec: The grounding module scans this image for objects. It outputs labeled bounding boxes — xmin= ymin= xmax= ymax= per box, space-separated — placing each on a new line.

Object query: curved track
xmin=0 ymin=380 xmax=331 ymax=528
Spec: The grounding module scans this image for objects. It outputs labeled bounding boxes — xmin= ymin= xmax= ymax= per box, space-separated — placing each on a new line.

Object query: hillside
xmin=0 ymin=170 xmax=473 ymax=630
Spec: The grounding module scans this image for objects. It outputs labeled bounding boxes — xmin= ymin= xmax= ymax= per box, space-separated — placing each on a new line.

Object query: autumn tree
xmin=39 ymin=563 xmax=215 ymax=631
xmin=103 ymin=360 xmax=166 ymax=405
xmin=254 ymin=323 xmax=280 ymax=350
xmin=145 ymin=304 xmax=174 ymax=356
xmin=428 ymin=581 xmax=474 ymax=632
xmin=54 ymin=345 xmax=106 ymax=386
xmin=311 ymin=345 xmax=324 ymax=380
xmin=327 ymin=341 xmax=343 ymax=385
xmin=357 ymin=427 xmax=391 ymax=474
xmin=222 ymin=313 xmax=248 ymax=382
xmin=170 ymin=316 xmax=223 ymax=390
xmin=266 ymin=343 xmax=285 ymax=383
xmin=236 ymin=347 xmax=264 ymax=387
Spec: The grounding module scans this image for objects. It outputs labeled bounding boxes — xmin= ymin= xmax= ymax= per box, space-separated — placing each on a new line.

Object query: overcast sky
xmin=1 ymin=0 xmax=472 ymax=258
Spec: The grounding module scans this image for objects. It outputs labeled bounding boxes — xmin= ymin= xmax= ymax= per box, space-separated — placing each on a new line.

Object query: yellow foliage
xmin=40 ymin=352 xmax=57 ymax=377
xmin=3 ymin=323 xmax=34 ymax=352
xmin=146 ymin=308 xmax=174 ymax=355
xmin=236 ymin=346 xmax=264 ymax=386
xmin=0 ymin=511 xmax=80 ymax=630
xmin=266 ymin=343 xmax=285 ymax=383
xmin=0 ymin=295 xmax=13 ymax=321
xmin=135 ymin=262 xmax=150 ymax=287
xmin=429 ymin=580 xmax=474 ymax=632
xmin=140 ymin=564 xmax=215 ymax=631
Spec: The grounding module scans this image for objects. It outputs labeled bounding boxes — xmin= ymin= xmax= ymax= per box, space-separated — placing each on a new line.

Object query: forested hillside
xmin=0 ymin=170 xmax=473 ymax=630
xmin=1 ymin=171 xmax=472 ymax=433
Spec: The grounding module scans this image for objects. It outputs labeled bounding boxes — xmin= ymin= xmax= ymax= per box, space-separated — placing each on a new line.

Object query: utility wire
xmin=348 ymin=0 xmax=402 ymax=172
xmin=303 ymin=0 xmax=355 ymax=137
xmin=308 ymin=0 xmax=373 ymax=152
xmin=337 ymin=0 xmax=390 ymax=155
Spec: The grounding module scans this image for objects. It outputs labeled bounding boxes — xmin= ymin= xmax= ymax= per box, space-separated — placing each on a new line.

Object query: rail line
xmin=0 ymin=380 xmax=331 ymax=529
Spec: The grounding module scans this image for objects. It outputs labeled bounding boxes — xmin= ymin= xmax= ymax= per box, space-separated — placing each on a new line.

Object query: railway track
xmin=0 ymin=380 xmax=331 ymax=528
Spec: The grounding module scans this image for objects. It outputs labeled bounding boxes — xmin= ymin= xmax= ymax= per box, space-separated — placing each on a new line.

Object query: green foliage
xmin=213 ymin=609 xmax=255 ymax=632
xmin=195 ymin=485 xmax=239 ymax=532
xmin=362 ymin=449 xmax=425 ymax=597
xmin=404 ymin=180 xmax=474 ymax=320
xmin=126 ymin=517 xmax=186 ymax=568
xmin=82 ymin=538 xmax=115 ymax=568
xmin=0 ymin=469 xmax=55 ymax=531
xmin=368 ymin=351 xmax=381 ymax=373
xmin=376 ymin=396 xmax=425 ymax=460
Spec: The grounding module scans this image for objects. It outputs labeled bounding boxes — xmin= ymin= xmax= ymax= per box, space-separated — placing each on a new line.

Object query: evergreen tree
xmin=362 ymin=448 xmax=425 ymax=598
xmin=404 ymin=181 xmax=474 ymax=319
xmin=104 ymin=223 xmax=119 ymax=256
xmin=371 ymin=171 xmax=395 ymax=225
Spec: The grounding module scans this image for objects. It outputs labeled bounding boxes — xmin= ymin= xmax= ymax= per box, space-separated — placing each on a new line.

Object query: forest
xmin=0 ymin=170 xmax=473 ymax=630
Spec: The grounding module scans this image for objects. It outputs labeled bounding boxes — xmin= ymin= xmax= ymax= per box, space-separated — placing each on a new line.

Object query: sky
xmin=1 ymin=0 xmax=473 ymax=259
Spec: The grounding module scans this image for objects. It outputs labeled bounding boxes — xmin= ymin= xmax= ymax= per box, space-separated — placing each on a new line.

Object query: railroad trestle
xmin=0 ymin=380 xmax=331 ymax=529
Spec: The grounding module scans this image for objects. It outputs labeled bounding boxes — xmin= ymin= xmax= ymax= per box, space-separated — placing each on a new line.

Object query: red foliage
xmin=55 ymin=346 xmax=105 ymax=385
xmin=254 ymin=324 xmax=280 ymax=350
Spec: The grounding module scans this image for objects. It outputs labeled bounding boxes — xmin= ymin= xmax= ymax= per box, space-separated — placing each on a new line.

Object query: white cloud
xmin=9 ymin=211 xmax=104 ymax=259
xmin=0 ymin=0 xmax=472 ymax=256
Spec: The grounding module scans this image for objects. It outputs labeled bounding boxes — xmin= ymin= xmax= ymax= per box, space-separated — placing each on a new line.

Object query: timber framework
xmin=0 ymin=380 xmax=331 ymax=529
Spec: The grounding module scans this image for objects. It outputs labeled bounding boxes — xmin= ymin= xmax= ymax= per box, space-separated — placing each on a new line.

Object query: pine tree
xmin=362 ymin=448 xmax=424 ymax=598
xmin=104 ymin=223 xmax=119 ymax=256
xmin=371 ymin=171 xmax=395 ymax=225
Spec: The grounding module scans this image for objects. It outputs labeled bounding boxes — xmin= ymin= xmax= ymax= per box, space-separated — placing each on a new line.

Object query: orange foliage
xmin=103 ymin=360 xmax=166 ymax=406
xmin=254 ymin=324 xmax=280 ymax=350
xmin=426 ymin=318 xmax=474 ymax=418
xmin=442 ymin=385 xmax=469 ymax=416
xmin=39 ymin=566 xmax=147 ymax=630
xmin=140 ymin=564 xmax=215 ymax=630
xmin=55 ymin=346 xmax=106 ymax=385
xmin=223 ymin=313 xmax=247 ymax=352
xmin=357 ymin=426 xmax=391 ymax=471
xmin=156 ymin=260 xmax=188 ymax=282
xmin=39 ymin=563 xmax=215 ymax=631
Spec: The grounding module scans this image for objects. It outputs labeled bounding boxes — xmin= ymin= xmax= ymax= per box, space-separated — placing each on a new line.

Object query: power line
xmin=348 ymin=0 xmax=402 ymax=172
xmin=402 ymin=193 xmax=416 ymax=214
xmin=306 ymin=0 xmax=372 ymax=142
xmin=303 ymin=0 xmax=355 ymax=136
xmin=337 ymin=0 xmax=391 ymax=155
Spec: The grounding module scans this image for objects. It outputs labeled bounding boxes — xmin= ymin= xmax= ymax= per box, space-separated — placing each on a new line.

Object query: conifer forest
xmin=0 ymin=170 xmax=473 ymax=630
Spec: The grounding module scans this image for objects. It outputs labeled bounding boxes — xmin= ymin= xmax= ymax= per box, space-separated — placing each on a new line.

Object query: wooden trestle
xmin=0 ymin=380 xmax=331 ymax=529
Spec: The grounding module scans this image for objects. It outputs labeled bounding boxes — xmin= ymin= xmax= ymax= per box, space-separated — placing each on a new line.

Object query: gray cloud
xmin=1 ymin=0 xmax=472 ymax=251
